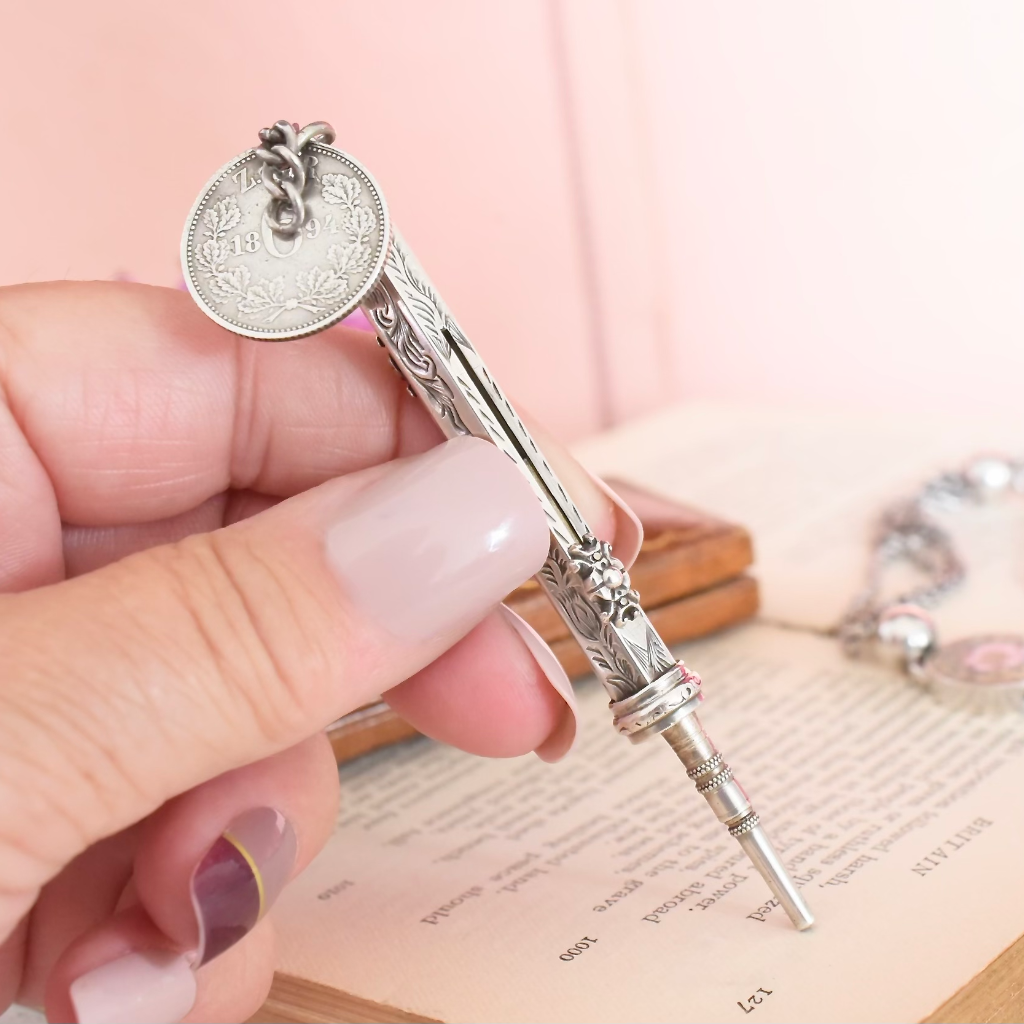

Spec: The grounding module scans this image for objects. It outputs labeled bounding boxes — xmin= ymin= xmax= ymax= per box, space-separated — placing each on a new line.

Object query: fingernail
xmin=500 ymin=605 xmax=579 ymax=762
xmin=328 ymin=436 xmax=551 ymax=642
xmin=584 ymin=470 xmax=644 ymax=567
xmin=190 ymin=807 xmax=297 ymax=967
xmin=69 ymin=950 xmax=196 ymax=1024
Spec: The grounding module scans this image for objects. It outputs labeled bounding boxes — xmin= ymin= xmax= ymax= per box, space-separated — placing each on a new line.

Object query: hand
xmin=0 ymin=283 xmax=640 ymax=1023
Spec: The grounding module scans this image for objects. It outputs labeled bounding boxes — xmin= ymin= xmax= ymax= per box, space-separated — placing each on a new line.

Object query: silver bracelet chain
xmin=838 ymin=455 xmax=1024 ymax=660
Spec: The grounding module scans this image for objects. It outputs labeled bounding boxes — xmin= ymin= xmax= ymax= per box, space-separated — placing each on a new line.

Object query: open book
xmin=257 ymin=402 xmax=1024 ymax=1024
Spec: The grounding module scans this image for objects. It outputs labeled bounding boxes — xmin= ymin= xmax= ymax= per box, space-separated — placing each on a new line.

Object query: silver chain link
xmin=837 ymin=455 xmax=1024 ymax=654
xmin=254 ymin=120 xmax=336 ymax=238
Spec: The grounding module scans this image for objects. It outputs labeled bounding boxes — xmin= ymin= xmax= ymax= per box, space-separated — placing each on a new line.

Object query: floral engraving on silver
xmin=366 ymin=284 xmax=470 ymax=436
xmin=567 ymin=534 xmax=640 ymax=625
xmin=182 ymin=132 xmax=390 ymax=340
xmin=380 ymin=240 xmax=469 ymax=357
xmin=377 ymin=234 xmax=586 ymax=551
xmin=539 ymin=543 xmax=668 ymax=701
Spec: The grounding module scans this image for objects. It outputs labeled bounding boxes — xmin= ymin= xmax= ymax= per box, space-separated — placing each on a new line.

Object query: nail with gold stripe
xmin=190 ymin=808 xmax=297 ymax=966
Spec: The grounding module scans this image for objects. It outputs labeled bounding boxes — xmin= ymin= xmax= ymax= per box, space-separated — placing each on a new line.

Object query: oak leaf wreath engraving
xmin=194 ymin=174 xmax=377 ymax=323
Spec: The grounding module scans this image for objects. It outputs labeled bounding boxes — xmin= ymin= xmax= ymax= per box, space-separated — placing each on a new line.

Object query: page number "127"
xmin=737 ymin=988 xmax=773 ymax=1014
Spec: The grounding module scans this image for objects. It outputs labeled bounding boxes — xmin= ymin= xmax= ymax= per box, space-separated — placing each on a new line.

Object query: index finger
xmin=0 ymin=281 xmax=429 ymax=527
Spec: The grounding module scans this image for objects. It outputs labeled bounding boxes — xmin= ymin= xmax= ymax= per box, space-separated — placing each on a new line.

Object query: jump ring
xmin=296 ymin=121 xmax=335 ymax=150
xmin=269 ymin=120 xmax=298 ymax=152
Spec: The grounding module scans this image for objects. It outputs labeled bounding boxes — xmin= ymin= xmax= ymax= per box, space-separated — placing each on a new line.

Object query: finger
xmin=0 ymin=281 xmax=402 ymax=525
xmin=61 ymin=458 xmax=638 ymax=579
xmin=17 ymin=734 xmax=334 ymax=1009
xmin=65 ymin=519 xmax=580 ymax=762
xmin=16 ymin=829 xmax=140 ymax=1008
xmin=0 ymin=437 xmax=549 ymax=927
xmin=68 ymin=553 xmax=580 ymax=763
xmin=65 ymin=489 xmax=604 ymax=769
xmin=45 ymin=904 xmax=276 ymax=1024
xmin=69 ymin=533 xmax=580 ymax=763
xmin=0 ymin=916 xmax=27 ymax=1015
xmin=61 ymin=491 xmax=278 ymax=578
xmin=45 ymin=906 xmax=194 ymax=1024
xmin=0 ymin=282 xmax=619 ymax=537
xmin=0 ymin=393 xmax=62 ymax=592
xmin=387 ymin=605 xmax=578 ymax=762
xmin=182 ymin=917 xmax=275 ymax=1024
xmin=0 ymin=280 xmax=427 ymax=593
xmin=132 ymin=736 xmax=338 ymax=969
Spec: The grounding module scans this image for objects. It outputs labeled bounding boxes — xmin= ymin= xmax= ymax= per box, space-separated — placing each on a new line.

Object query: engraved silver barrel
xmin=363 ymin=232 xmax=813 ymax=932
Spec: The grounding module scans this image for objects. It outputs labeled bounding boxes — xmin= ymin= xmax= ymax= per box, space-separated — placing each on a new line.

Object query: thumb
xmin=0 ymin=436 xmax=549 ymax=900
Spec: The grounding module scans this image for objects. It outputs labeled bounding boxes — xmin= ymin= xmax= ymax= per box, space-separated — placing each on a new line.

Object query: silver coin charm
xmin=915 ymin=634 xmax=1024 ymax=713
xmin=182 ymin=143 xmax=390 ymax=340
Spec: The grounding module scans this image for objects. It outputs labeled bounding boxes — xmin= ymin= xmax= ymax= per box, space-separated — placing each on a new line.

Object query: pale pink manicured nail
xmin=585 ymin=470 xmax=644 ymax=567
xmin=70 ymin=950 xmax=196 ymax=1024
xmin=500 ymin=605 xmax=579 ymax=762
xmin=327 ymin=436 xmax=551 ymax=642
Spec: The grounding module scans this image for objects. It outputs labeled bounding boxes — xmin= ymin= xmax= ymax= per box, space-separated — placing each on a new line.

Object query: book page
xmin=572 ymin=401 xmax=1024 ymax=634
xmin=273 ymin=624 xmax=1024 ymax=1023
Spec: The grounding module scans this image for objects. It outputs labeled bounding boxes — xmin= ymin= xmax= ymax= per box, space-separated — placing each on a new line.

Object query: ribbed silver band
xmin=728 ymin=813 xmax=761 ymax=837
xmin=696 ymin=764 xmax=734 ymax=793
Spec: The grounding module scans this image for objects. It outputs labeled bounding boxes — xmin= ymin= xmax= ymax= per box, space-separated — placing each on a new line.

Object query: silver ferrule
xmin=662 ymin=713 xmax=814 ymax=931
xmin=609 ymin=664 xmax=703 ymax=740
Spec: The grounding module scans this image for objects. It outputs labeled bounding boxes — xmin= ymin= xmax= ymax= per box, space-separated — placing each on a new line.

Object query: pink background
xmin=2 ymin=1 xmax=1023 ymax=439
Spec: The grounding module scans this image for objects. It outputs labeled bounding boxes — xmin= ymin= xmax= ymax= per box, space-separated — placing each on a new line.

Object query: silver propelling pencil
xmin=181 ymin=120 xmax=814 ymax=931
